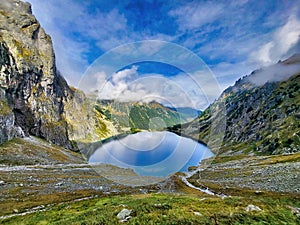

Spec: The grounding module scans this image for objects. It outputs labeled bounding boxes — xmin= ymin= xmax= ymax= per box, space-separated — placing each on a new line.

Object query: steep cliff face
xmin=0 ymin=41 xmax=24 ymax=143
xmin=171 ymin=54 xmax=300 ymax=155
xmin=0 ymin=88 xmax=24 ymax=144
xmin=0 ymin=0 xmax=100 ymax=149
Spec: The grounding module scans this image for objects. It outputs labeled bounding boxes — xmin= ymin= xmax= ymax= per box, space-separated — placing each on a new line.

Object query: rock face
xmin=0 ymin=0 xmax=100 ymax=149
xmin=0 ymin=92 xmax=24 ymax=143
xmin=171 ymin=54 xmax=300 ymax=155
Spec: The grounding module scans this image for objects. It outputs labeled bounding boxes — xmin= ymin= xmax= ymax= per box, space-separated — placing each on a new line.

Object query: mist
xmin=248 ymin=62 xmax=300 ymax=86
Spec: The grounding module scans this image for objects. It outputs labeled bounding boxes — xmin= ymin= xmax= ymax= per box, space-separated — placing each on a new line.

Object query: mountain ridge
xmin=169 ymin=54 xmax=300 ymax=155
xmin=95 ymin=99 xmax=198 ymax=131
xmin=1 ymin=0 xmax=299 ymax=157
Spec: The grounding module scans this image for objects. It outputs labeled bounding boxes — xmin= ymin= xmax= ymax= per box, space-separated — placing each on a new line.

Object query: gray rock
xmin=288 ymin=206 xmax=300 ymax=218
xmin=245 ymin=204 xmax=262 ymax=212
xmin=194 ymin=211 xmax=202 ymax=216
xmin=117 ymin=208 xmax=132 ymax=222
xmin=55 ymin=182 xmax=64 ymax=187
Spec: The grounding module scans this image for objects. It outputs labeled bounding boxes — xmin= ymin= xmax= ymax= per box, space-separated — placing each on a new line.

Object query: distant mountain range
xmin=94 ymin=100 xmax=199 ymax=131
xmin=166 ymin=106 xmax=201 ymax=121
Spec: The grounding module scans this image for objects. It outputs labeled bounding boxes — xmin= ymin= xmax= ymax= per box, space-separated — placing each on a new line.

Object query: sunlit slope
xmin=95 ymin=100 xmax=196 ymax=131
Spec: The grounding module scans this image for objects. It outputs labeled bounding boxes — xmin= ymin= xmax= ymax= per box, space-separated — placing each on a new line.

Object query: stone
xmin=55 ymin=182 xmax=64 ymax=187
xmin=288 ymin=206 xmax=300 ymax=218
xmin=194 ymin=211 xmax=202 ymax=216
xmin=245 ymin=204 xmax=262 ymax=212
xmin=117 ymin=208 xmax=132 ymax=222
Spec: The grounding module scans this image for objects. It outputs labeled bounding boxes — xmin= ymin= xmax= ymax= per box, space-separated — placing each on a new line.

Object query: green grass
xmin=211 ymin=154 xmax=249 ymax=164
xmin=1 ymin=193 xmax=299 ymax=225
xmin=0 ymin=100 xmax=12 ymax=115
xmin=0 ymin=137 xmax=84 ymax=165
xmin=211 ymin=152 xmax=300 ymax=165
xmin=94 ymin=101 xmax=190 ymax=132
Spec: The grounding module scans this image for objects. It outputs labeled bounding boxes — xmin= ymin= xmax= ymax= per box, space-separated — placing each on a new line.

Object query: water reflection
xmin=89 ymin=131 xmax=214 ymax=177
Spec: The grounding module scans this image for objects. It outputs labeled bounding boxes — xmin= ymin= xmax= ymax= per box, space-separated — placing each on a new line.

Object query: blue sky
xmin=26 ymin=0 xmax=300 ymax=109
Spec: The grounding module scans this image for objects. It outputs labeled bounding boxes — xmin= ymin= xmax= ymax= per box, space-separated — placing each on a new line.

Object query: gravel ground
xmin=1 ymin=137 xmax=299 ymax=217
xmin=0 ymin=163 xmax=176 ymax=216
xmin=189 ymin=155 xmax=300 ymax=193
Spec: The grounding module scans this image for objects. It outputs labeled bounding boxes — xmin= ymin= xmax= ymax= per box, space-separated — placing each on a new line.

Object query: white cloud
xmin=92 ymin=66 xmax=219 ymax=109
xmin=95 ymin=66 xmax=141 ymax=101
xmin=112 ymin=66 xmax=138 ymax=84
xmin=169 ymin=2 xmax=223 ymax=31
xmin=26 ymin=0 xmax=175 ymax=86
xmin=79 ymin=9 xmax=129 ymax=51
xmin=168 ymin=0 xmax=299 ymax=93
xmin=26 ymin=0 xmax=300 ymax=107
xmin=27 ymin=0 xmax=132 ymax=85
xmin=138 ymin=41 xmax=165 ymax=56
xmin=251 ymin=15 xmax=300 ymax=65
xmin=248 ymin=63 xmax=300 ymax=86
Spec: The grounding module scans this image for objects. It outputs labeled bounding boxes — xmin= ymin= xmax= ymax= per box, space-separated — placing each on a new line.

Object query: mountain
xmin=0 ymin=0 xmax=106 ymax=149
xmin=1 ymin=0 xmax=299 ymax=156
xmin=170 ymin=54 xmax=300 ymax=155
xmin=95 ymin=100 xmax=193 ymax=131
xmin=166 ymin=106 xmax=201 ymax=122
xmin=0 ymin=0 xmax=195 ymax=150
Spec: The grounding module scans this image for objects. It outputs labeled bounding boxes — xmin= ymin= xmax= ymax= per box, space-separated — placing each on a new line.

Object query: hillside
xmin=95 ymin=100 xmax=195 ymax=131
xmin=170 ymin=54 xmax=300 ymax=155
xmin=167 ymin=106 xmax=201 ymax=122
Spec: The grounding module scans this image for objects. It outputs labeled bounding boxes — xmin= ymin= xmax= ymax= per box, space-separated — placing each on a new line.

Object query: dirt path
xmin=180 ymin=168 xmax=227 ymax=197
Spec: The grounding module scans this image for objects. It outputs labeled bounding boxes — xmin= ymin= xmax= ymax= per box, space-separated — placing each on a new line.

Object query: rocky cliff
xmin=0 ymin=0 xmax=100 ymax=149
xmin=170 ymin=54 xmax=300 ymax=155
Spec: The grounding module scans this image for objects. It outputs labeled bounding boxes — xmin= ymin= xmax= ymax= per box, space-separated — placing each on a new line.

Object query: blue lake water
xmin=88 ymin=131 xmax=214 ymax=177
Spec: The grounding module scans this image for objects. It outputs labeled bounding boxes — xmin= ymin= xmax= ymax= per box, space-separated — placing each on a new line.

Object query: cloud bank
xmin=248 ymin=63 xmax=300 ymax=86
xmin=93 ymin=66 xmax=210 ymax=109
xmin=252 ymin=15 xmax=300 ymax=65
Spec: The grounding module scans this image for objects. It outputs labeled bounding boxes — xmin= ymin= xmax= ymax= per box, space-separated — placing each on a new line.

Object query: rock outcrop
xmin=0 ymin=0 xmax=100 ymax=149
xmin=170 ymin=54 xmax=300 ymax=155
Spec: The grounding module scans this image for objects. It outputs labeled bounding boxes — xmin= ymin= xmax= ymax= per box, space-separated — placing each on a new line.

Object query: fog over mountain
xmin=248 ymin=54 xmax=300 ymax=86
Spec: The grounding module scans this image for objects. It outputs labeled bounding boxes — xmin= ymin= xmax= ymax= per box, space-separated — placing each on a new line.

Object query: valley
xmin=0 ymin=139 xmax=299 ymax=224
xmin=0 ymin=0 xmax=300 ymax=224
